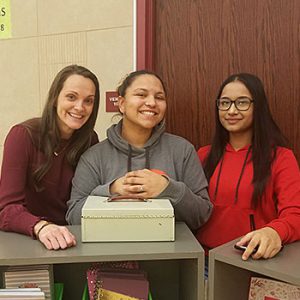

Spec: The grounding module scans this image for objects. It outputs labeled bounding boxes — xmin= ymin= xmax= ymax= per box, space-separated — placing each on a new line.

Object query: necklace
xmin=53 ymin=142 xmax=69 ymax=157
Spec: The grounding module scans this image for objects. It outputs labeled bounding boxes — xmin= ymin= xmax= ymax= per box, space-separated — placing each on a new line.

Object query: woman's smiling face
xmin=56 ymin=74 xmax=96 ymax=139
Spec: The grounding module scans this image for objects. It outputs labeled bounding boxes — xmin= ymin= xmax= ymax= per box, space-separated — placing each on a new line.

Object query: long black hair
xmin=23 ymin=64 xmax=100 ymax=190
xmin=204 ymin=73 xmax=287 ymax=207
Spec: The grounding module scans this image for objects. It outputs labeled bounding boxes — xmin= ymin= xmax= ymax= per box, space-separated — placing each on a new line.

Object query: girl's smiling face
xmin=118 ymin=74 xmax=167 ymax=133
xmin=218 ymin=80 xmax=254 ymax=139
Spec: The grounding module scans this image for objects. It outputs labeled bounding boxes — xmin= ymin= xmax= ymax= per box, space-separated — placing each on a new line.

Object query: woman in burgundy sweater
xmin=196 ymin=73 xmax=300 ymax=261
xmin=0 ymin=65 xmax=100 ymax=250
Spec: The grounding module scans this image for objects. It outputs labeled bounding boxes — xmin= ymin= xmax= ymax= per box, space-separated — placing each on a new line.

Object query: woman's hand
xmin=121 ymin=169 xmax=169 ymax=198
xmin=236 ymin=227 xmax=282 ymax=260
xmin=34 ymin=221 xmax=77 ymax=250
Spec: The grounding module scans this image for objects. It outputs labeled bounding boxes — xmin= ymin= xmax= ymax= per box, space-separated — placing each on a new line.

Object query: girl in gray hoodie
xmin=66 ymin=70 xmax=212 ymax=231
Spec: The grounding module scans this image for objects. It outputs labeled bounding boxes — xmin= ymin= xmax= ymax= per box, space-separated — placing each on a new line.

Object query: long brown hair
xmin=23 ymin=65 xmax=100 ymax=190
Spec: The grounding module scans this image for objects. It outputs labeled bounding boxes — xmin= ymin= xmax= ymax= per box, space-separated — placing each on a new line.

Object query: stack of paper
xmin=0 ymin=288 xmax=45 ymax=299
xmin=3 ymin=265 xmax=53 ymax=300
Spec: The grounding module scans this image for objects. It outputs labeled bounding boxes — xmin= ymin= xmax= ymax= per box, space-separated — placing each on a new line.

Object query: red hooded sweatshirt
xmin=196 ymin=144 xmax=300 ymax=252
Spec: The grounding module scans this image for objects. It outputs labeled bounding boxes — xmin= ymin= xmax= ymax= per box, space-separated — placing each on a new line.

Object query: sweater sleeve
xmin=265 ymin=148 xmax=300 ymax=244
xmin=0 ymin=126 xmax=41 ymax=237
xmin=159 ymin=144 xmax=213 ymax=230
xmin=66 ymin=153 xmax=103 ymax=225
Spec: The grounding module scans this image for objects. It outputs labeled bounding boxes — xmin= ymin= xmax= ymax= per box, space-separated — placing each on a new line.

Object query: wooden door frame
xmin=136 ymin=0 xmax=155 ymax=70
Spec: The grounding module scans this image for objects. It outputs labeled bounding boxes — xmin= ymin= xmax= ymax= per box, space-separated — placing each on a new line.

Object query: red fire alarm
xmin=106 ymin=91 xmax=119 ymax=112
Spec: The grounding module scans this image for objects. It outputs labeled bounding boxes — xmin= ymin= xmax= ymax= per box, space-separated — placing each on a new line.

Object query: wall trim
xmin=136 ymin=0 xmax=154 ymax=70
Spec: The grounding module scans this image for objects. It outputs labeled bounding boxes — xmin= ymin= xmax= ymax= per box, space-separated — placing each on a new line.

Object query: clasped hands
xmin=110 ymin=169 xmax=169 ymax=199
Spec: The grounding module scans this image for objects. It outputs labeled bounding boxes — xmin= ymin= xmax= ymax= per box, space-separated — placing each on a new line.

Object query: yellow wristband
xmin=36 ymin=221 xmax=52 ymax=238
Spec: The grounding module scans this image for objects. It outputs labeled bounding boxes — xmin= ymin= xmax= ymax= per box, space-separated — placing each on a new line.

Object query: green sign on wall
xmin=0 ymin=0 xmax=11 ymax=39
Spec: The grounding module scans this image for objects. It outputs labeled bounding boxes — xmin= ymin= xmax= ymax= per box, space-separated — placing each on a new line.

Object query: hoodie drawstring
xmin=214 ymin=146 xmax=252 ymax=203
xmin=145 ymin=147 xmax=150 ymax=169
xmin=127 ymin=145 xmax=132 ymax=172
xmin=249 ymin=214 xmax=256 ymax=231
xmin=127 ymin=145 xmax=150 ymax=172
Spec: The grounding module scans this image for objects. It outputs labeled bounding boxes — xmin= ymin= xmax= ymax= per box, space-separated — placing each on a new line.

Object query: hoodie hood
xmin=106 ymin=119 xmax=166 ymax=171
xmin=225 ymin=143 xmax=251 ymax=153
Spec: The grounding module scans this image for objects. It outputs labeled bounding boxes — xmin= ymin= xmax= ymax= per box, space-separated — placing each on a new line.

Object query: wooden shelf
xmin=208 ymin=239 xmax=300 ymax=300
xmin=0 ymin=222 xmax=205 ymax=300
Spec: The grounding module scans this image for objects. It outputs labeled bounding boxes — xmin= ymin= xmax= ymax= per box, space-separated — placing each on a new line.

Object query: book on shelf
xmin=97 ymin=288 xmax=140 ymax=300
xmin=54 ymin=283 xmax=64 ymax=300
xmin=0 ymin=287 xmax=45 ymax=299
xmin=0 ymin=288 xmax=42 ymax=292
xmin=248 ymin=277 xmax=300 ymax=300
xmin=3 ymin=265 xmax=53 ymax=300
xmin=96 ymin=270 xmax=149 ymax=300
xmin=86 ymin=262 xmax=149 ymax=300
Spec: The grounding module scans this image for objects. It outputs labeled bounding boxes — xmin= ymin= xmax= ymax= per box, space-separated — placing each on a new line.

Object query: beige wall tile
xmin=37 ymin=0 xmax=133 ymax=35
xmin=87 ymin=27 xmax=133 ymax=140
xmin=38 ymin=32 xmax=87 ymax=65
xmin=0 ymin=37 xmax=40 ymax=146
xmin=10 ymin=0 xmax=38 ymax=38
xmin=0 ymin=1 xmax=133 ymax=170
xmin=38 ymin=32 xmax=87 ymax=107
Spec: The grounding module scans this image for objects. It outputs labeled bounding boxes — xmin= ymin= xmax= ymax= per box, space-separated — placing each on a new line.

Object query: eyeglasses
xmin=216 ymin=97 xmax=253 ymax=111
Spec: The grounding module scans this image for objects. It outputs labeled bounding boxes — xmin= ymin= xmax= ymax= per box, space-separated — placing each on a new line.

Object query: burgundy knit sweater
xmin=0 ymin=123 xmax=98 ymax=237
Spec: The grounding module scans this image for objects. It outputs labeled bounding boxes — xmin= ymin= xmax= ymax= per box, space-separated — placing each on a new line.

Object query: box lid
xmin=81 ymin=196 xmax=174 ymax=218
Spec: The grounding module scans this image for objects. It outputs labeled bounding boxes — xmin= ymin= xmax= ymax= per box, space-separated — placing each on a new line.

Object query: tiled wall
xmin=0 ymin=0 xmax=134 ymax=166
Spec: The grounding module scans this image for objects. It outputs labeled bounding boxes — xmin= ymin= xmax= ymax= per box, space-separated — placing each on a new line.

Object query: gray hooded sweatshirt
xmin=66 ymin=120 xmax=212 ymax=230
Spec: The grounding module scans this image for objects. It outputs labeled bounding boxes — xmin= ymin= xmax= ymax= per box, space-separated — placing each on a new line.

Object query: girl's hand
xmin=122 ymin=169 xmax=169 ymax=198
xmin=109 ymin=176 xmax=127 ymax=195
xmin=236 ymin=227 xmax=282 ymax=260
xmin=34 ymin=221 xmax=76 ymax=250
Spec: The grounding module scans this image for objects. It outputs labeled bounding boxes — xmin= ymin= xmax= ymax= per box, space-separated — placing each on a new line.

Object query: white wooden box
xmin=81 ymin=196 xmax=175 ymax=242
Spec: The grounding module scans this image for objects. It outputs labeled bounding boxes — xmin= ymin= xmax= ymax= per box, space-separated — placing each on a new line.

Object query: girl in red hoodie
xmin=196 ymin=73 xmax=300 ymax=261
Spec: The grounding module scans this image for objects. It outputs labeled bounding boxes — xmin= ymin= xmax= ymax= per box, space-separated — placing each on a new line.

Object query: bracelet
xmin=36 ymin=221 xmax=52 ymax=238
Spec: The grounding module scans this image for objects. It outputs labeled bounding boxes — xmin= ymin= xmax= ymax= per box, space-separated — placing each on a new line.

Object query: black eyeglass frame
xmin=216 ymin=97 xmax=254 ymax=111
